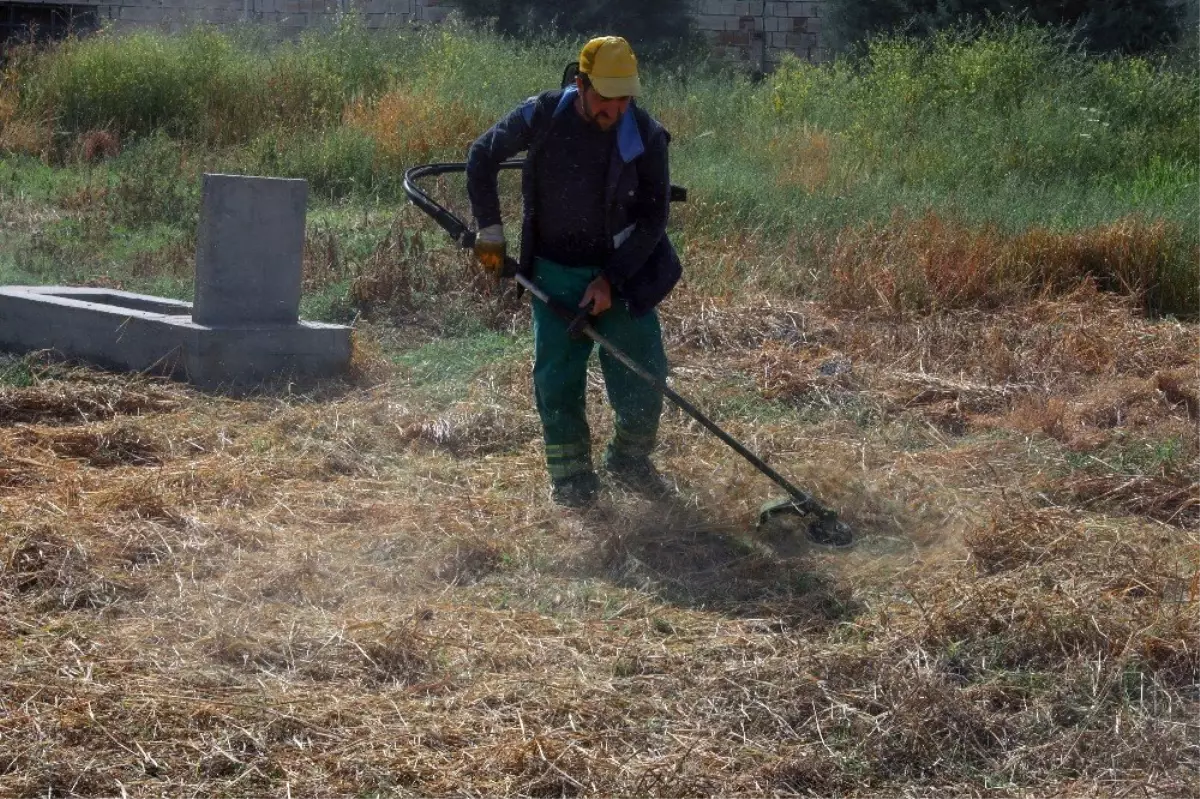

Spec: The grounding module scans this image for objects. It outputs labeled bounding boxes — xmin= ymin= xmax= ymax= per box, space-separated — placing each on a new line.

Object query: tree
xmin=824 ymin=0 xmax=1196 ymax=55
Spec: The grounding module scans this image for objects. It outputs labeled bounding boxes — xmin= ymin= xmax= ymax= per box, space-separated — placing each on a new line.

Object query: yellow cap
xmin=579 ymin=36 xmax=640 ymax=98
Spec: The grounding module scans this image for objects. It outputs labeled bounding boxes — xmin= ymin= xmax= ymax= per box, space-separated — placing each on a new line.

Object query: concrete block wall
xmin=5 ymin=0 xmax=824 ymax=65
xmin=17 ymin=0 xmax=449 ymax=37
xmin=690 ymin=0 xmax=826 ymax=67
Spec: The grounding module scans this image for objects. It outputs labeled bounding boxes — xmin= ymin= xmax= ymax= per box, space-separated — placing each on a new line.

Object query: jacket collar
xmin=553 ymin=86 xmax=644 ymax=164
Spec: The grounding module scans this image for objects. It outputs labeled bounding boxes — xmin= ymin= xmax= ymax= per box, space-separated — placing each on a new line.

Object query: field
xmin=1 ymin=18 xmax=1198 ymax=797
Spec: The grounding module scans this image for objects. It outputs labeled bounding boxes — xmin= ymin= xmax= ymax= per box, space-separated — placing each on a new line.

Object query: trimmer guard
xmin=758 ymin=497 xmax=855 ymax=549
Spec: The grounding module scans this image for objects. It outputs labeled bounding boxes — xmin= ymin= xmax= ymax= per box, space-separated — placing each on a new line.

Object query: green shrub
xmin=107 ymin=132 xmax=200 ymax=227
xmin=25 ymin=28 xmax=205 ymax=139
xmin=764 ymin=22 xmax=1199 ymax=187
xmin=413 ymin=26 xmax=573 ymax=118
xmin=824 ymin=0 xmax=1195 ymax=55
xmin=20 ymin=14 xmax=415 ymax=144
xmin=248 ymin=127 xmax=380 ymax=200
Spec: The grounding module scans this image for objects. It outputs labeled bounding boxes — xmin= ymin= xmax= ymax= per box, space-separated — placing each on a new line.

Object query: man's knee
xmin=535 ymin=368 xmax=585 ymax=409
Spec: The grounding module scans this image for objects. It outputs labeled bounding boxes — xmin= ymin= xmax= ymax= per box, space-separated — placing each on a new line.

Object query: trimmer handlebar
xmin=401 ymin=161 xmax=512 ymax=247
xmin=402 ymin=162 xmax=686 ymax=250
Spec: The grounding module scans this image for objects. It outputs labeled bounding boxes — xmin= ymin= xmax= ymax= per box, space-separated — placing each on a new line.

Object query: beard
xmin=582 ymin=96 xmax=619 ymax=131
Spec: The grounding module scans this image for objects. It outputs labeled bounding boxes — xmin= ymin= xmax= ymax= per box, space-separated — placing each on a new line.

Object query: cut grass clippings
xmin=1 ymin=289 xmax=1196 ymax=796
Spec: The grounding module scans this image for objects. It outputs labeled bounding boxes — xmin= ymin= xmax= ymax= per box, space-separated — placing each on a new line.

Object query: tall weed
xmin=765 ymin=23 xmax=1199 ymax=187
xmin=3 ymin=18 xmax=1196 ymax=314
xmin=18 ymin=15 xmax=415 ymax=145
xmin=822 ymin=213 xmax=1197 ymax=315
xmin=344 ymin=86 xmax=485 ymax=170
xmin=247 ymin=127 xmax=379 ymax=200
xmin=0 ymin=51 xmax=52 ymax=157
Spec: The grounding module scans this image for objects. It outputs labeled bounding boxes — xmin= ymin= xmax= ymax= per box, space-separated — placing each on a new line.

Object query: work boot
xmin=551 ymin=471 xmax=600 ymax=509
xmin=604 ymin=452 xmax=674 ymax=500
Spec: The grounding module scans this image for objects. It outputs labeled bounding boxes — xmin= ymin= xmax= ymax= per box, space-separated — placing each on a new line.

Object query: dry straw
xmin=1 ymin=287 xmax=1196 ymax=795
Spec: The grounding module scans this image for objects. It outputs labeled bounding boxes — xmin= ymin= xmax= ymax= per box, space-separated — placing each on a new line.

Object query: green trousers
xmin=531 ymin=257 xmax=668 ymax=480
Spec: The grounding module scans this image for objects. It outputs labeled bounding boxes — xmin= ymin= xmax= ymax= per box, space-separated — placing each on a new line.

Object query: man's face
xmin=575 ymin=76 xmax=631 ymax=131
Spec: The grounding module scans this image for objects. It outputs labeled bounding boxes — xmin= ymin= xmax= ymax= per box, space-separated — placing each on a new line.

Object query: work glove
xmin=474 ymin=224 xmax=506 ymax=274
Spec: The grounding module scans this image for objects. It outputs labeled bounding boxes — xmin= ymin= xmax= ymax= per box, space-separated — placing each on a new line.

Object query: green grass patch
xmin=3 ymin=216 xmax=193 ymax=298
xmin=0 ymin=354 xmax=37 ymax=387
xmin=1065 ymin=433 xmax=1193 ymax=479
xmin=393 ymin=330 xmax=530 ymax=402
xmin=300 ymin=279 xmax=358 ymax=324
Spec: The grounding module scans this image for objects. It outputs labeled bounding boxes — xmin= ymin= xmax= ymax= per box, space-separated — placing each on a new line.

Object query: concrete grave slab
xmin=0 ymin=286 xmax=351 ymax=389
xmin=0 ymin=174 xmax=352 ymax=390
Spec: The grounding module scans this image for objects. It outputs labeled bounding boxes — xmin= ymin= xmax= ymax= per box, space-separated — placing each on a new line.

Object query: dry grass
xmin=76 ymin=130 xmax=121 ymax=163
xmin=768 ymin=126 xmax=865 ymax=195
xmin=344 ymin=86 xmax=487 ymax=169
xmin=344 ymin=208 xmax=527 ymax=331
xmin=0 ymin=290 xmax=1196 ymax=796
xmin=0 ymin=116 xmax=53 ymax=159
xmin=0 ymin=52 xmax=52 ymax=158
xmin=0 ymin=80 xmax=51 ymax=159
xmin=823 ymin=213 xmax=1195 ymax=314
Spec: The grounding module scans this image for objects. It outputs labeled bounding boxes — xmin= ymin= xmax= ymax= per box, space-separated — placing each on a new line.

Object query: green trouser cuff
xmin=607 ymin=426 xmax=657 ymax=461
xmin=545 ymin=441 xmax=592 ymax=481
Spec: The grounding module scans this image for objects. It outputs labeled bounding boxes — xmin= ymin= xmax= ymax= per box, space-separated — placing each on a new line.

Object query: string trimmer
xmin=403 ymin=161 xmax=853 ymax=548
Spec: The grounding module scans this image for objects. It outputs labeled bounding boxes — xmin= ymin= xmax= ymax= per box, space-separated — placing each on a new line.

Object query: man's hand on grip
xmin=474 ymin=224 xmax=506 ymax=273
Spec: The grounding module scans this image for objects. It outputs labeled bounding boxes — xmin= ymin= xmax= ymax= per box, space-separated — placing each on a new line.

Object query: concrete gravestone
xmin=193 ymin=173 xmax=306 ymax=326
xmin=0 ymin=173 xmax=351 ymax=389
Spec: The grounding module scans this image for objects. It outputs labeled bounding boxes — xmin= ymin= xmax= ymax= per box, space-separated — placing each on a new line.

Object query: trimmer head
xmin=758 ymin=497 xmax=855 ymax=549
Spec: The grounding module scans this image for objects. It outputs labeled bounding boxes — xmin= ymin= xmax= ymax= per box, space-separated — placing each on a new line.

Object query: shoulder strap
xmin=525 ymin=90 xmax=567 ymax=162
xmin=561 ymin=61 xmax=580 ymax=89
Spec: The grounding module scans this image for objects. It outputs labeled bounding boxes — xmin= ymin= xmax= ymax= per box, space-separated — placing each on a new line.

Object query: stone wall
xmin=2 ymin=0 xmax=826 ymax=64
xmin=4 ymin=0 xmax=449 ymax=38
xmin=691 ymin=0 xmax=826 ymax=67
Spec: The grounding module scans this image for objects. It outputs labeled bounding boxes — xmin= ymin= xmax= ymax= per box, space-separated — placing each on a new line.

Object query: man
xmin=466 ymin=35 xmax=682 ymax=508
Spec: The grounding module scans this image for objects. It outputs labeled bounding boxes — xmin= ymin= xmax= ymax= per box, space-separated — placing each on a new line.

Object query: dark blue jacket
xmin=466 ymin=87 xmax=682 ymax=317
